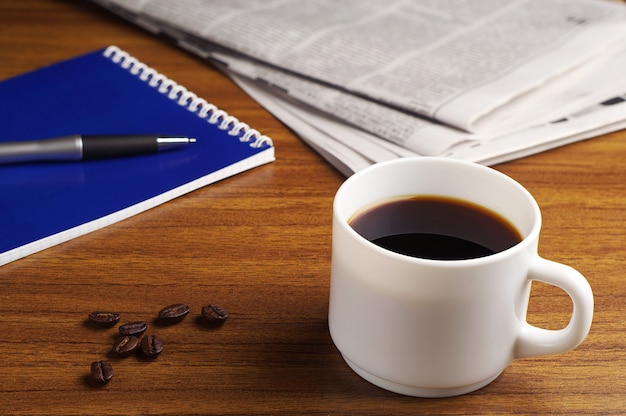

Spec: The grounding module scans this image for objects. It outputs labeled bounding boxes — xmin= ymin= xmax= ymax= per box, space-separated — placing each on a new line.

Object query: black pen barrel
xmin=81 ymin=135 xmax=158 ymax=159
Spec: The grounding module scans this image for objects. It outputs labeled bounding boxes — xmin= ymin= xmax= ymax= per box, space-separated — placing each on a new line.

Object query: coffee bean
xmin=90 ymin=360 xmax=114 ymax=384
xmin=88 ymin=311 xmax=120 ymax=327
xmin=119 ymin=321 xmax=147 ymax=336
xmin=140 ymin=335 xmax=164 ymax=357
xmin=201 ymin=304 xmax=229 ymax=325
xmin=158 ymin=303 xmax=190 ymax=324
xmin=113 ymin=335 xmax=140 ymax=356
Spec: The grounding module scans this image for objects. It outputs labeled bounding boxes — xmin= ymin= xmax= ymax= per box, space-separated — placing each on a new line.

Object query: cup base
xmin=344 ymin=357 xmax=501 ymax=398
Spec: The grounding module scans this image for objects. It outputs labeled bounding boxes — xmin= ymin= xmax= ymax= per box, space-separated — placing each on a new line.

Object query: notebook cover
xmin=0 ymin=46 xmax=275 ymax=265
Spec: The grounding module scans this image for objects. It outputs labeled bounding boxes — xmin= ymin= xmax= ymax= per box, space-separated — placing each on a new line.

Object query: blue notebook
xmin=0 ymin=46 xmax=275 ymax=266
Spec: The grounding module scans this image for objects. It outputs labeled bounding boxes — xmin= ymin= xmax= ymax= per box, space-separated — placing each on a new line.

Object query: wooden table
xmin=1 ymin=1 xmax=625 ymax=414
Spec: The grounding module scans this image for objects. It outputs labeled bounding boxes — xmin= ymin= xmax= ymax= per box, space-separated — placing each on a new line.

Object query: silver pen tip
xmin=157 ymin=136 xmax=195 ymax=143
xmin=156 ymin=136 xmax=196 ymax=151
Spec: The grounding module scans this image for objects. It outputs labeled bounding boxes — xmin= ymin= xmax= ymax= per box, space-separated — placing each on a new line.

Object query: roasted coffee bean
xmin=119 ymin=321 xmax=147 ymax=336
xmin=88 ymin=311 xmax=120 ymax=327
xmin=113 ymin=335 xmax=140 ymax=356
xmin=140 ymin=335 xmax=164 ymax=357
xmin=158 ymin=303 xmax=190 ymax=324
xmin=90 ymin=360 xmax=114 ymax=384
xmin=201 ymin=304 xmax=229 ymax=325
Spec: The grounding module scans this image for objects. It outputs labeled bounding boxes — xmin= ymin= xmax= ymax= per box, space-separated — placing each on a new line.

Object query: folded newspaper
xmin=90 ymin=0 xmax=626 ymax=174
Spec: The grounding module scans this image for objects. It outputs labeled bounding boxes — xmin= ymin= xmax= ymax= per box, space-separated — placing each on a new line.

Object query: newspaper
xmin=90 ymin=0 xmax=626 ymax=171
xmin=230 ymin=72 xmax=626 ymax=170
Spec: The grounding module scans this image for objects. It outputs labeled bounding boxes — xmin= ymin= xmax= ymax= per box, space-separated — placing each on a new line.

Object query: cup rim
xmin=333 ymin=157 xmax=542 ymax=267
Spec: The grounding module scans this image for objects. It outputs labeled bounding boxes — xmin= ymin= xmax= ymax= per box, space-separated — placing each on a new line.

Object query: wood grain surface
xmin=1 ymin=1 xmax=625 ymax=415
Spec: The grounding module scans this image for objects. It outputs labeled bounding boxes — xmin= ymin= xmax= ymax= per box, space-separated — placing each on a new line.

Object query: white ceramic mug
xmin=328 ymin=157 xmax=593 ymax=398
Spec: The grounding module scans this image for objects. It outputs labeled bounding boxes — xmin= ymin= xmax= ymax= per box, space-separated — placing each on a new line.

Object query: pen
xmin=0 ymin=134 xmax=196 ymax=164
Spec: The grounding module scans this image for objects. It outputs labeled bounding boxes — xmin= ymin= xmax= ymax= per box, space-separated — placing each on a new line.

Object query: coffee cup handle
xmin=514 ymin=257 xmax=594 ymax=359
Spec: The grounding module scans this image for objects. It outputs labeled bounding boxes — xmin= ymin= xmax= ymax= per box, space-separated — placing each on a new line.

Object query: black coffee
xmin=349 ymin=196 xmax=522 ymax=260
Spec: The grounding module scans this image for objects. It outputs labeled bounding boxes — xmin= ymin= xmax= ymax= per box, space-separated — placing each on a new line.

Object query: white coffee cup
xmin=328 ymin=157 xmax=593 ymax=398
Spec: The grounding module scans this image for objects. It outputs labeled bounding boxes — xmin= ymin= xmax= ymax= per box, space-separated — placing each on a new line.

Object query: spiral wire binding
xmin=103 ymin=46 xmax=273 ymax=148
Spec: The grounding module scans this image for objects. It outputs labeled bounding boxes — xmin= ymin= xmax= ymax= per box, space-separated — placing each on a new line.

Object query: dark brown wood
xmin=1 ymin=1 xmax=625 ymax=414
